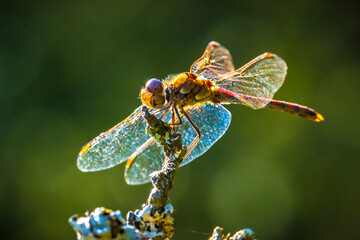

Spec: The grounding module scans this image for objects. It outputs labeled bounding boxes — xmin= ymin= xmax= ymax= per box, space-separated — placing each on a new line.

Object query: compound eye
xmin=145 ymin=78 xmax=164 ymax=94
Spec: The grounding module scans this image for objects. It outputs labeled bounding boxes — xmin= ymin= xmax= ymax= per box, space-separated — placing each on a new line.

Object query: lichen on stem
xmin=142 ymin=106 xmax=187 ymax=214
xmin=126 ymin=106 xmax=187 ymax=239
xmin=69 ymin=106 xmax=255 ymax=240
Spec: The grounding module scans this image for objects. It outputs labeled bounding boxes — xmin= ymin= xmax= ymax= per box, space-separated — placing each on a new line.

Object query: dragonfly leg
xmin=151 ymin=105 xmax=171 ymax=115
xmin=125 ymin=108 xmax=170 ymax=169
xmin=169 ymin=105 xmax=184 ymax=132
xmin=171 ymin=107 xmax=176 ymax=132
xmin=168 ymin=105 xmax=183 ymax=126
xmin=158 ymin=107 xmax=170 ymax=120
xmin=173 ymin=105 xmax=182 ymax=125
xmin=179 ymin=107 xmax=201 ymax=160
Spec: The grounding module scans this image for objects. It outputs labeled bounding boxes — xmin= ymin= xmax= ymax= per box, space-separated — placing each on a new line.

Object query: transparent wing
xmin=181 ymin=102 xmax=232 ymax=165
xmin=124 ymin=110 xmax=173 ymax=185
xmin=125 ymin=102 xmax=231 ymax=185
xmin=213 ymin=53 xmax=287 ymax=109
xmin=77 ymin=105 xmax=155 ymax=172
xmin=124 ymin=138 xmax=164 ymax=185
xmin=190 ymin=41 xmax=235 ymax=79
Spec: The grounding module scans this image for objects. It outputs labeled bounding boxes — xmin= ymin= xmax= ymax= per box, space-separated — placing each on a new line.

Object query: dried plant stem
xmin=142 ymin=106 xmax=186 ymax=213
xmin=69 ymin=106 xmax=255 ymax=240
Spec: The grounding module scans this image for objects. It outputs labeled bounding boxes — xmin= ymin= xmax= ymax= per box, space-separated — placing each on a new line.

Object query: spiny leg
xmin=169 ymin=105 xmax=183 ymax=125
xmin=171 ymin=107 xmax=176 ymax=131
xmin=174 ymin=105 xmax=182 ymax=124
xmin=179 ymin=106 xmax=202 ymax=160
xmin=151 ymin=105 xmax=171 ymax=116
xmin=168 ymin=105 xmax=184 ymax=132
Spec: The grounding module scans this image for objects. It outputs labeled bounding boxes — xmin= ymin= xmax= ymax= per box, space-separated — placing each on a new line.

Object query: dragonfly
xmin=77 ymin=41 xmax=324 ymax=185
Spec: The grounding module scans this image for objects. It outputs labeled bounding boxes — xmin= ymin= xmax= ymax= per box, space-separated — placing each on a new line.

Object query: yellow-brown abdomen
xmin=266 ymin=100 xmax=324 ymax=122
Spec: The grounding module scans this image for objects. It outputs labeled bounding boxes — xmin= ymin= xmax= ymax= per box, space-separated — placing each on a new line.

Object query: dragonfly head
xmin=140 ymin=78 xmax=166 ymax=108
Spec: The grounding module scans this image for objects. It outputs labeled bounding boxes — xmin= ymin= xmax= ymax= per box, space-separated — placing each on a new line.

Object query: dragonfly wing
xmin=180 ymin=102 xmax=232 ymax=166
xmin=213 ymin=53 xmax=287 ymax=109
xmin=124 ymin=103 xmax=231 ymax=184
xmin=191 ymin=41 xmax=235 ymax=79
xmin=125 ymin=138 xmax=164 ymax=185
xmin=124 ymin=109 xmax=173 ymax=185
xmin=77 ymin=105 xmax=155 ymax=172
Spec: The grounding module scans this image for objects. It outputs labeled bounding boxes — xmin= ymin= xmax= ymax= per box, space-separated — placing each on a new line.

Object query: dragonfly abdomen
xmin=266 ymin=100 xmax=324 ymax=122
xmin=211 ymin=87 xmax=239 ymax=104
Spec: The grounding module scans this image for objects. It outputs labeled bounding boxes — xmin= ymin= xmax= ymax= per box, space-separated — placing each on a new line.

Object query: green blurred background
xmin=1 ymin=0 xmax=359 ymax=239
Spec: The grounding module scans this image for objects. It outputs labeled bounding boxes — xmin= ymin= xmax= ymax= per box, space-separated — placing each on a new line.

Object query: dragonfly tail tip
xmin=314 ymin=113 xmax=325 ymax=122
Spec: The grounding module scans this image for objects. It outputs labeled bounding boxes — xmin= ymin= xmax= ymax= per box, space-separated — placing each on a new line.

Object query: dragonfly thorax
xmin=170 ymin=72 xmax=214 ymax=107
